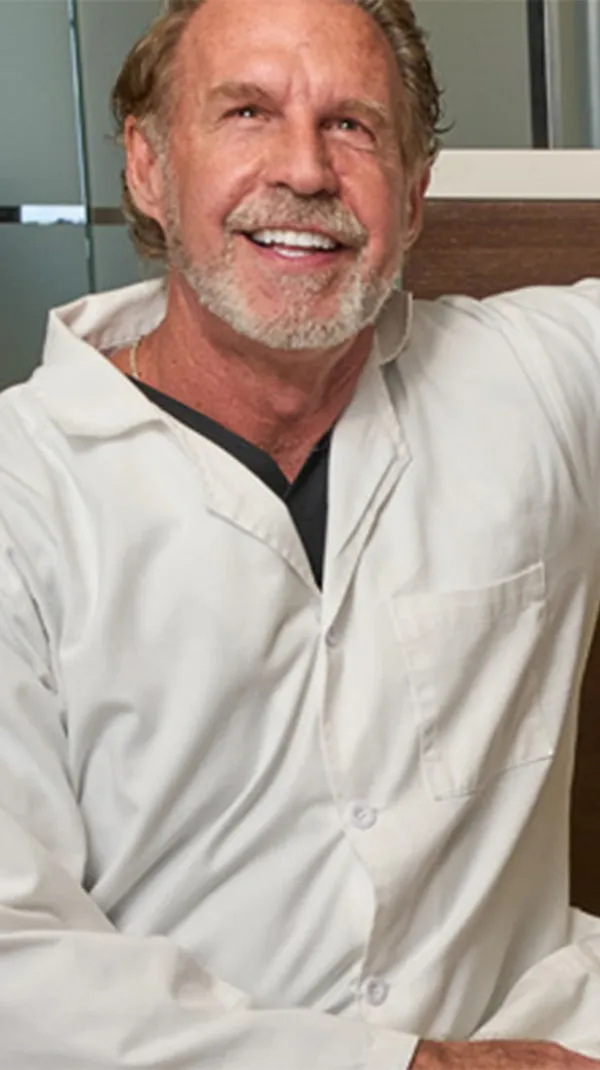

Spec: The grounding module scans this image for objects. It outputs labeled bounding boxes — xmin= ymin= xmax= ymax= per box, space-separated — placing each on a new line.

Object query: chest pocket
xmin=390 ymin=562 xmax=554 ymax=800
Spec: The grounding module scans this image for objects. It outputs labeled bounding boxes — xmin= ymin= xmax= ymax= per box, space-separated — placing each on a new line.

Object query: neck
xmin=137 ymin=273 xmax=375 ymax=480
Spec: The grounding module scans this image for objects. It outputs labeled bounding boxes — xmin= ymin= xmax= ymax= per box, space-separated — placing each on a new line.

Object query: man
xmin=1 ymin=0 xmax=599 ymax=1066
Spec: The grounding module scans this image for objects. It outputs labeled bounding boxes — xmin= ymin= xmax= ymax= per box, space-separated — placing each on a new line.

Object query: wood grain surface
xmin=405 ymin=200 xmax=600 ymax=300
xmin=405 ymin=199 xmax=600 ymax=916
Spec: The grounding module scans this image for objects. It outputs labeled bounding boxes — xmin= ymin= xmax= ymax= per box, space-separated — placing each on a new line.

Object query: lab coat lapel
xmin=323 ymin=353 xmax=411 ymax=629
xmin=182 ymin=431 xmax=318 ymax=591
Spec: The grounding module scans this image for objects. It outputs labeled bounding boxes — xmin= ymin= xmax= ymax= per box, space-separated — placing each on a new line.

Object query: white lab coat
xmin=0 ymin=279 xmax=599 ymax=1069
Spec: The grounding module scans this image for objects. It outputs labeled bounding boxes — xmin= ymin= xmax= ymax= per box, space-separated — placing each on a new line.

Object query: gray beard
xmin=163 ymin=202 xmax=400 ymax=351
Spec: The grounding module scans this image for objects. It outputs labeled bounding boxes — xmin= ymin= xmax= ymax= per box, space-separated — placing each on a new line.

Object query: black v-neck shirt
xmin=133 ymin=379 xmax=331 ymax=588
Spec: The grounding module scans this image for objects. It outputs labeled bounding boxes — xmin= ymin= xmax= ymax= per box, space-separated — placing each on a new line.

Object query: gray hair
xmin=111 ymin=0 xmax=442 ymax=260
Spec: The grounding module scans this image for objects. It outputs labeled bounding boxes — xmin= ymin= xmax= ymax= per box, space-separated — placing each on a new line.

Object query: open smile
xmin=240 ymin=227 xmax=351 ymax=270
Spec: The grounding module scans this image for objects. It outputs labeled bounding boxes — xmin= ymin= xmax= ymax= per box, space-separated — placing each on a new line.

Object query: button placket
xmin=361 ymin=976 xmax=390 ymax=1007
xmin=349 ymin=800 xmax=378 ymax=830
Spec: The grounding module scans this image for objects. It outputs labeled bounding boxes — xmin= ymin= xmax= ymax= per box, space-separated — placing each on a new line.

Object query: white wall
xmin=429 ymin=149 xmax=600 ymax=199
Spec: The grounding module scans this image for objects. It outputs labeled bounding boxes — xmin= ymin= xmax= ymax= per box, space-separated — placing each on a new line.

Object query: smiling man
xmin=109 ymin=0 xmax=428 ymax=482
xmin=1 ymin=0 xmax=600 ymax=1068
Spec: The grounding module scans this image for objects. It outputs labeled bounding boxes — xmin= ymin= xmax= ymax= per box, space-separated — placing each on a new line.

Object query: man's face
xmin=154 ymin=0 xmax=424 ymax=350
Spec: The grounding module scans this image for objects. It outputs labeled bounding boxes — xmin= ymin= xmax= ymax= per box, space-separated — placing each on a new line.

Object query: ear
xmin=402 ymin=164 xmax=431 ymax=250
xmin=124 ymin=116 xmax=167 ymax=229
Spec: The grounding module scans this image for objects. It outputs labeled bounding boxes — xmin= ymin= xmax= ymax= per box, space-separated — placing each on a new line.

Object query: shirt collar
xmin=374 ymin=285 xmax=413 ymax=367
xmin=31 ymin=279 xmax=412 ymax=439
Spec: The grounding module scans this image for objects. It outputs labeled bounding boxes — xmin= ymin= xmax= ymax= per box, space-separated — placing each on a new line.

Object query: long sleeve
xmin=472 ymin=910 xmax=600 ymax=1058
xmin=466 ymin=280 xmax=600 ymax=1060
xmin=0 ymin=552 xmax=419 ymax=1070
xmin=491 ymin=280 xmax=600 ymax=531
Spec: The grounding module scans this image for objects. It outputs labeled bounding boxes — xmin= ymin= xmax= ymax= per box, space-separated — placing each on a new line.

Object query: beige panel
xmin=0 ymin=1 xmax=81 ymax=203
xmin=413 ymin=0 xmax=533 ymax=148
xmin=0 ymin=226 xmax=88 ymax=390
xmin=77 ymin=0 xmax=161 ymax=208
xmin=92 ymin=225 xmax=164 ymax=293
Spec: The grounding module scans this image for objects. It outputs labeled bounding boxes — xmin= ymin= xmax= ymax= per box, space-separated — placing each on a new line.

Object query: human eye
xmin=328 ymin=116 xmax=375 ymax=144
xmin=226 ymin=105 xmax=263 ymax=121
xmin=337 ymin=117 xmax=363 ymax=133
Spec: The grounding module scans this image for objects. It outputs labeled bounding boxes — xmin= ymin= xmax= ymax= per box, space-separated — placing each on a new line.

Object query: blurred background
xmin=2 ymin=0 xmax=600 ymax=387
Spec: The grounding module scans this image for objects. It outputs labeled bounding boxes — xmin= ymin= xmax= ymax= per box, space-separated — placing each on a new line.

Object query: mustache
xmin=225 ymin=190 xmax=368 ymax=249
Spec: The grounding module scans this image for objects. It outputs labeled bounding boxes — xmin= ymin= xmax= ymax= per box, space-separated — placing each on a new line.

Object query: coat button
xmin=349 ymin=801 xmax=378 ymax=830
xmin=361 ymin=977 xmax=390 ymax=1006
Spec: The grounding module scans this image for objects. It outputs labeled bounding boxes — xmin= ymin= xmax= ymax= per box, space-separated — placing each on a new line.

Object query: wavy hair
xmin=111 ymin=0 xmax=443 ymax=260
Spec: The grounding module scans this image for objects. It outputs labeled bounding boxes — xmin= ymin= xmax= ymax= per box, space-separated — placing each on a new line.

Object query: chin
xmin=182 ymin=255 xmax=394 ymax=351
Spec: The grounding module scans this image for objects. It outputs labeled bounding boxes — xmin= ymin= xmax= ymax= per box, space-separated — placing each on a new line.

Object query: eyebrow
xmin=207 ymin=81 xmax=391 ymax=131
xmin=207 ymin=81 xmax=276 ymax=106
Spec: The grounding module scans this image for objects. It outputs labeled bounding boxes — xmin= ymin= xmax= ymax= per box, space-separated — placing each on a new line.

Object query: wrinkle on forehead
xmin=177 ymin=0 xmax=402 ymax=114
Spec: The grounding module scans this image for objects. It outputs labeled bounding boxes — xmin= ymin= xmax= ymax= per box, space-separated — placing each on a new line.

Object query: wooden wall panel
xmin=405 ymin=199 xmax=600 ymax=916
xmin=405 ymin=200 xmax=600 ymax=300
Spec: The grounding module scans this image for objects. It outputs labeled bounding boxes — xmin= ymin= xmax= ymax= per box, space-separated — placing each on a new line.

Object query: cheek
xmin=184 ymin=134 xmax=268 ymax=213
xmin=170 ymin=143 xmax=249 ymax=232
xmin=372 ymin=191 xmax=402 ymax=249
xmin=354 ymin=186 xmax=403 ymax=273
xmin=373 ymin=168 xmax=408 ymax=268
xmin=337 ymin=154 xmax=404 ymax=253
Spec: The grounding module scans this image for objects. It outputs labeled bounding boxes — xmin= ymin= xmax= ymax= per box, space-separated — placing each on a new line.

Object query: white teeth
xmin=275 ymin=248 xmax=313 ymax=259
xmin=250 ymin=228 xmax=338 ymax=251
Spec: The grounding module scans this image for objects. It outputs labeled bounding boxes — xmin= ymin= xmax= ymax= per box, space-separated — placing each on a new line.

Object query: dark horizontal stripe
xmin=0 ymin=207 xmax=21 ymax=224
xmin=0 ymin=206 xmax=125 ymax=226
xmin=92 ymin=207 xmax=125 ymax=225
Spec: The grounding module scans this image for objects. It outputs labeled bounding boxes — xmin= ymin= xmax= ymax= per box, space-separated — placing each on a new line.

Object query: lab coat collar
xmin=32 ymin=280 xmax=169 ymax=437
xmin=32 ymin=279 xmax=412 ymax=438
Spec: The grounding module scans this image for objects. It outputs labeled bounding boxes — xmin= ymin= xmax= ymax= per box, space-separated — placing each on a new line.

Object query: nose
xmin=267 ymin=117 xmax=339 ymax=198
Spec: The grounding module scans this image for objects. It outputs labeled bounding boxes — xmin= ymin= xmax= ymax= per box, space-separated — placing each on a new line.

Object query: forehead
xmin=178 ymin=0 xmax=401 ymax=107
